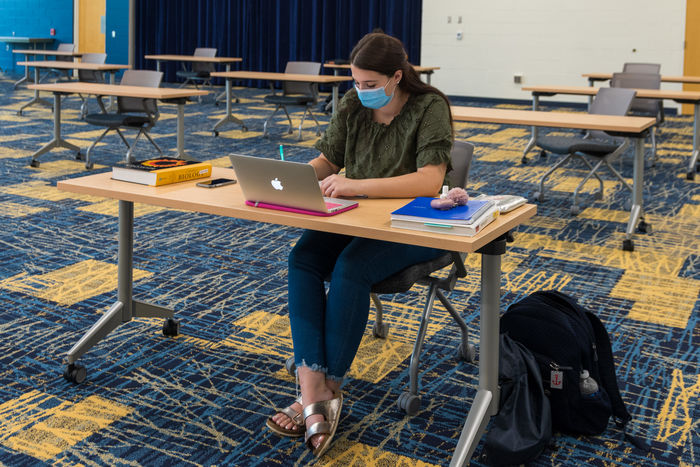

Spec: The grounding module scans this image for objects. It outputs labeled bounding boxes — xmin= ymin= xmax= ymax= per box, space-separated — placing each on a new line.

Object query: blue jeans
xmin=288 ymin=229 xmax=445 ymax=381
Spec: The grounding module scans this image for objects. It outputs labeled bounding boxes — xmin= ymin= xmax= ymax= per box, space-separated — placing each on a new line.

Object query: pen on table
xmin=279 ymin=145 xmax=284 ymax=161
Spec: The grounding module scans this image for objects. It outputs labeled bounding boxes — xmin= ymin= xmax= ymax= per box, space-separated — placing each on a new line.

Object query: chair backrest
xmin=78 ymin=53 xmax=107 ymax=82
xmin=587 ymin=87 xmax=636 ymax=140
xmin=622 ymin=62 xmax=661 ymax=74
xmin=283 ymin=61 xmax=321 ymax=98
xmin=447 ymin=140 xmax=475 ymax=188
xmin=55 ymin=43 xmax=74 ymax=62
xmin=610 ymin=71 xmax=663 ymax=118
xmin=192 ymin=47 xmax=217 ymax=73
xmin=118 ymin=69 xmax=163 ymax=115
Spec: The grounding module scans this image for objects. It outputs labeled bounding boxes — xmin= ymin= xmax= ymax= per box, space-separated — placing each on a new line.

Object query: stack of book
xmin=112 ymin=157 xmax=212 ymax=186
xmin=390 ymin=197 xmax=499 ymax=236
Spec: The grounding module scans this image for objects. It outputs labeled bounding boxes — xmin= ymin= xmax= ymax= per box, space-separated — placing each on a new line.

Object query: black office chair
xmin=286 ymin=140 xmax=477 ymax=416
xmin=533 ymin=87 xmax=637 ymax=215
xmin=76 ymin=52 xmax=107 ymax=119
xmin=263 ymin=61 xmax=322 ymax=140
xmin=176 ymin=47 xmax=216 ymax=101
xmin=611 ymin=71 xmax=664 ymax=166
xmin=83 ymin=70 xmax=163 ymax=170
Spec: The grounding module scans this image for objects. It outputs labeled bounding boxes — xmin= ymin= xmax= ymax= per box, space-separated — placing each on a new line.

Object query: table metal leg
xmin=13 ymin=51 xmax=29 ymax=88
xmin=522 ymin=95 xmax=540 ymax=163
xmin=623 ymin=137 xmax=646 ymax=251
xmin=17 ymin=67 xmax=53 ymax=115
xmin=587 ymin=77 xmax=595 ymax=110
xmin=332 ymin=84 xmax=339 ymax=115
xmin=687 ymin=103 xmax=699 ymax=180
xmin=212 ymin=77 xmax=247 ymax=134
xmin=29 ymin=93 xmax=81 ymax=167
xmin=65 ymin=200 xmax=174 ymax=368
xmin=108 ymin=71 xmax=116 ymax=111
xmin=450 ymin=239 xmax=505 ymax=466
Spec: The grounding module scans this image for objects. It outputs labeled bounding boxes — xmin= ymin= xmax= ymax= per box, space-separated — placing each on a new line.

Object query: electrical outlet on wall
xmin=513 ymin=73 xmax=523 ymax=84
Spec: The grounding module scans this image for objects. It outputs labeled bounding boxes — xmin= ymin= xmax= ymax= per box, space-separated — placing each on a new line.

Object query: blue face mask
xmin=355 ymin=78 xmax=394 ymax=109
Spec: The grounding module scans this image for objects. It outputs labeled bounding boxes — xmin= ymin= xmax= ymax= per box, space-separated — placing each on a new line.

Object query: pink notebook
xmin=245 ymin=200 xmax=358 ymax=216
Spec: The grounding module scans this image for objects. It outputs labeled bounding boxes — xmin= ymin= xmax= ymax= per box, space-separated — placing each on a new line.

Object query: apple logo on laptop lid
xmin=271 ymin=177 xmax=283 ymax=190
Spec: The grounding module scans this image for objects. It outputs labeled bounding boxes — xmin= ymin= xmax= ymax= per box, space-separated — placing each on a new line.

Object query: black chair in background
xmin=286 ymin=140 xmax=478 ymax=416
xmin=622 ymin=62 xmax=661 ymax=74
xmin=533 ymin=88 xmax=636 ymax=215
xmin=611 ymin=71 xmax=664 ymax=166
xmin=46 ymin=43 xmax=75 ymax=82
xmin=176 ymin=47 xmax=216 ymax=102
xmin=263 ymin=61 xmax=322 ymax=140
xmin=83 ymin=70 xmax=163 ymax=169
xmin=76 ymin=52 xmax=107 ymax=119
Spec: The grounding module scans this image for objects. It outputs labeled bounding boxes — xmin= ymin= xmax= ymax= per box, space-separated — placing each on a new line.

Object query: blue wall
xmin=105 ymin=0 xmax=129 ymax=66
xmin=0 ymin=0 xmax=73 ymax=71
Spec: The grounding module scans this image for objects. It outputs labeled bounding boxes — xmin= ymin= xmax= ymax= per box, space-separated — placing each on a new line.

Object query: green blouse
xmin=314 ymin=88 xmax=453 ymax=183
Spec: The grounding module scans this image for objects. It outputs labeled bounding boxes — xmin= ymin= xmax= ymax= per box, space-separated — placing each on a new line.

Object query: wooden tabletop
xmin=324 ymin=62 xmax=440 ymax=73
xmin=28 ymin=82 xmax=208 ymax=99
xmin=57 ymin=167 xmax=536 ymax=253
xmin=145 ymin=54 xmax=243 ymax=63
xmin=583 ymin=73 xmax=700 ymax=85
xmin=451 ymin=106 xmax=656 ymax=133
xmin=210 ymin=70 xmax=353 ymax=84
xmin=13 ymin=49 xmax=83 ymax=57
xmin=17 ymin=60 xmax=130 ymax=71
xmin=522 ymin=85 xmax=700 ymax=101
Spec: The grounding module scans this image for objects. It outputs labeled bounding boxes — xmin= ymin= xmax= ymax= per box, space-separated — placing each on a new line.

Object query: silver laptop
xmin=229 ymin=154 xmax=359 ymax=216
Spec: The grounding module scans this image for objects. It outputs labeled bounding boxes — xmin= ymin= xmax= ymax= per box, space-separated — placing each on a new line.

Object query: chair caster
xmin=372 ymin=322 xmax=389 ymax=339
xmin=30 ymin=159 xmax=40 ymax=168
xmin=397 ymin=391 xmax=421 ymax=416
xmin=457 ymin=342 xmax=476 ymax=363
xmin=241 ymin=126 xmax=248 ymax=132
xmin=570 ymin=205 xmax=581 ymax=216
xmin=637 ymin=220 xmax=651 ymax=234
xmin=687 ymin=171 xmax=695 ymax=181
xmin=162 ymin=317 xmax=180 ymax=337
xmin=212 ymin=130 xmax=219 ymax=137
xmin=540 ymin=150 xmax=547 ymax=158
xmin=235 ymin=98 xmax=240 ymax=104
xmin=75 ymin=152 xmax=83 ymax=161
xmin=593 ymin=191 xmax=603 ymax=201
xmin=532 ymin=191 xmax=544 ymax=202
xmin=521 ymin=156 xmax=529 ymax=165
xmin=84 ymin=162 xmax=94 ymax=170
xmin=622 ymin=239 xmax=634 ymax=251
xmin=285 ymin=356 xmax=296 ymax=377
xmin=16 ymin=110 xmax=22 ymax=116
xmin=63 ymin=363 xmax=87 ymax=384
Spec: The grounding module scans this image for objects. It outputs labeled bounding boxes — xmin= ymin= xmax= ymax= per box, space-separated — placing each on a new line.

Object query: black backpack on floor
xmin=500 ymin=290 xmax=632 ymax=437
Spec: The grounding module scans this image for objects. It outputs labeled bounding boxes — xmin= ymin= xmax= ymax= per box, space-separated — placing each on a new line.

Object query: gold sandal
xmin=303 ymin=393 xmax=343 ymax=458
xmin=266 ymin=396 xmax=305 ymax=438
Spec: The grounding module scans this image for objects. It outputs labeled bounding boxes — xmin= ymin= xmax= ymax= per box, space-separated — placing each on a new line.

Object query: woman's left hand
xmin=320 ymin=174 xmax=362 ymax=198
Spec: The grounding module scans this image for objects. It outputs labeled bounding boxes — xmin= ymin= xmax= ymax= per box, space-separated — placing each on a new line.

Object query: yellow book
xmin=111 ymin=157 xmax=212 ymax=186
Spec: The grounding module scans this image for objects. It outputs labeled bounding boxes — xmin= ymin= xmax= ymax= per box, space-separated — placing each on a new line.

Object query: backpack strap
xmin=585 ymin=311 xmax=630 ymax=425
xmin=586 ymin=311 xmax=651 ymax=451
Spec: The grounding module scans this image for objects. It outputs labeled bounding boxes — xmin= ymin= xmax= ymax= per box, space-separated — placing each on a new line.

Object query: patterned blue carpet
xmin=0 ymin=71 xmax=697 ymax=466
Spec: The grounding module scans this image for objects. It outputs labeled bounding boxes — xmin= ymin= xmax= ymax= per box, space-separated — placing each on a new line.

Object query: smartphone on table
xmin=196 ymin=178 xmax=237 ymax=188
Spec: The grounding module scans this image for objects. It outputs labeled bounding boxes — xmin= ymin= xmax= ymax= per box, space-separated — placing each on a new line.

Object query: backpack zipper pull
xmin=592 ymin=342 xmax=598 ymax=362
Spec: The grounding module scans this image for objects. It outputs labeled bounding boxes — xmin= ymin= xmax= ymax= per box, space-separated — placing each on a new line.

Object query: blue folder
xmin=391 ymin=197 xmax=492 ymax=225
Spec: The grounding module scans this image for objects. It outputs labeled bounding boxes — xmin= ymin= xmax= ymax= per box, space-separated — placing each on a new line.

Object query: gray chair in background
xmin=622 ymin=62 xmax=661 ymax=74
xmin=76 ymin=52 xmax=107 ymax=119
xmin=263 ymin=61 xmax=322 ymax=140
xmin=286 ymin=140 xmax=477 ymax=415
xmin=176 ymin=47 xmax=216 ymax=101
xmin=83 ymin=70 xmax=163 ymax=169
xmin=47 ymin=43 xmax=75 ymax=82
xmin=611 ymin=71 xmax=664 ymax=166
xmin=533 ymin=87 xmax=637 ymax=215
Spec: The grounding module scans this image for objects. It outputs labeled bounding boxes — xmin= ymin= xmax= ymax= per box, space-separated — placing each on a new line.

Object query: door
xmin=683 ymin=0 xmax=700 ymax=115
xmin=79 ymin=0 xmax=106 ymax=53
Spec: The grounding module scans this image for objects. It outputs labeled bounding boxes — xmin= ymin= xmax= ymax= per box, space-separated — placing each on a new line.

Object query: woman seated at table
xmin=266 ymin=31 xmax=454 ymax=458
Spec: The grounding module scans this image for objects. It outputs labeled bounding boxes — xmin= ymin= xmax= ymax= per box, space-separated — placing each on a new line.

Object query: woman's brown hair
xmin=350 ymin=32 xmax=453 ymax=129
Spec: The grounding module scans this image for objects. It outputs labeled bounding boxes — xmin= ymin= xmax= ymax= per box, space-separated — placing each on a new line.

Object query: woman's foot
xmin=303 ymin=386 xmax=336 ymax=450
xmin=267 ymin=397 xmax=304 ymax=437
